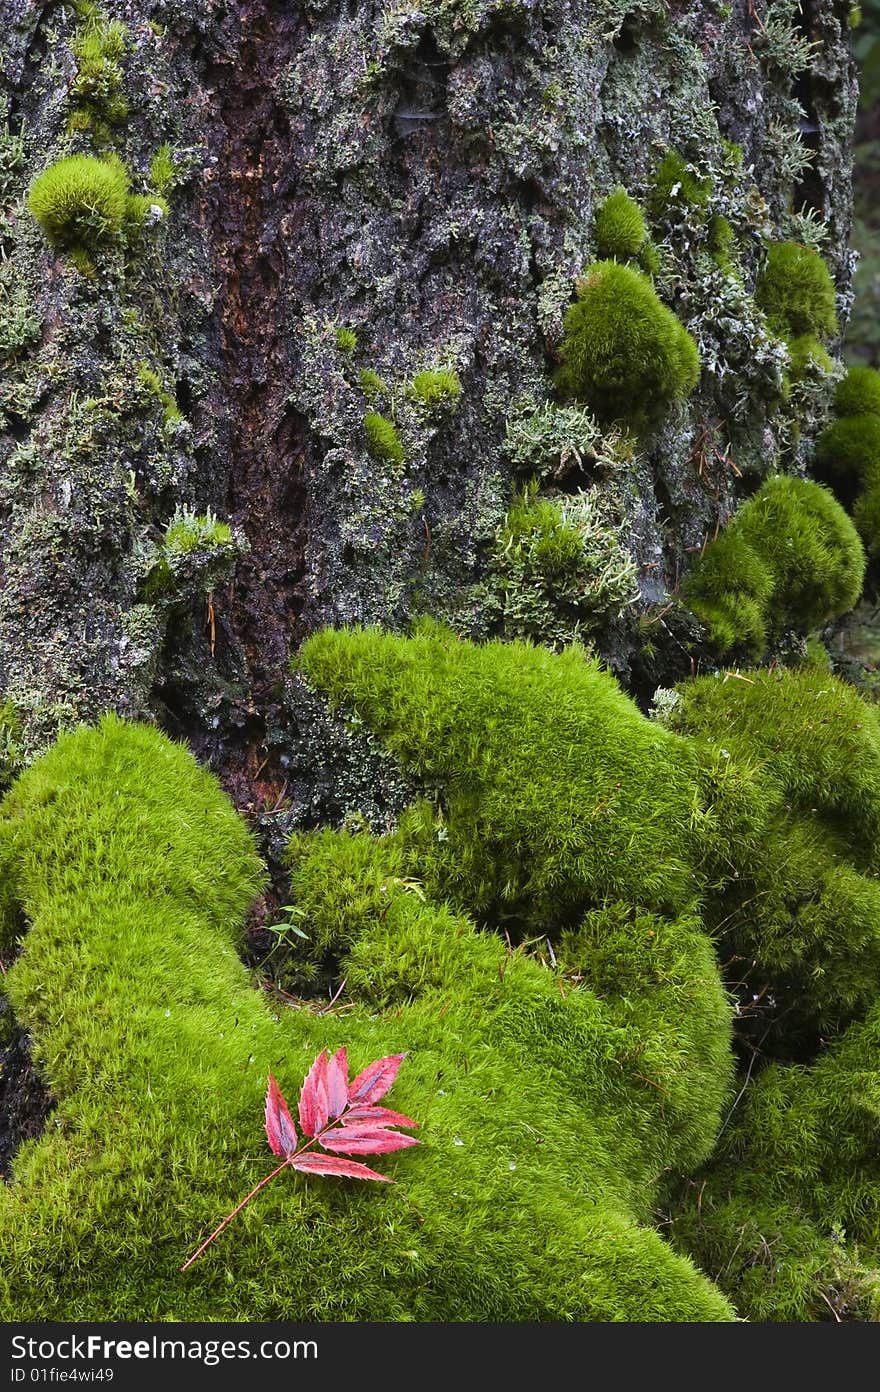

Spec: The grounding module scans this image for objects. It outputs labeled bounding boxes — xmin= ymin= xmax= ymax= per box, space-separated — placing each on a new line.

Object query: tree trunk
xmin=0 ymin=0 xmax=858 ymax=821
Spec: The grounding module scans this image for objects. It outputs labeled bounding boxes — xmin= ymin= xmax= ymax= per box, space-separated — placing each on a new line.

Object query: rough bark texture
xmin=0 ymin=0 xmax=859 ymax=804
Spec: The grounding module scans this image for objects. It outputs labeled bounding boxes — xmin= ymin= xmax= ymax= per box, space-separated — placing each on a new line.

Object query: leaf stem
xmin=180 ymin=1156 xmax=292 ymax=1272
xmin=180 ymin=1117 xmax=348 ymax=1272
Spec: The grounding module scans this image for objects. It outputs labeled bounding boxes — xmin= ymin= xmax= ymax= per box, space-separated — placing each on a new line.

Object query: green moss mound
xmin=682 ymin=531 xmax=773 ymax=656
xmin=668 ymin=666 xmax=880 ymax=1044
xmin=0 ymin=716 xmax=733 ymax=1321
xmin=835 ymin=366 xmax=880 ymax=419
xmin=816 ymin=414 xmax=880 ymax=498
xmin=299 ymin=621 xmax=711 ymax=930
xmin=554 ymin=260 xmax=700 ymax=425
xmin=649 ymin=150 xmax=712 ymax=215
xmin=671 ymin=1003 xmax=880 ymax=1320
xmin=410 ymin=369 xmax=461 ymax=407
xmin=27 ymin=154 xmax=129 ymax=259
xmin=756 ymin=240 xmax=838 ymax=340
xmin=363 ymin=411 xmax=404 ymax=465
xmin=684 ymin=476 xmax=865 ymax=656
xmin=593 ymin=189 xmax=647 ymax=261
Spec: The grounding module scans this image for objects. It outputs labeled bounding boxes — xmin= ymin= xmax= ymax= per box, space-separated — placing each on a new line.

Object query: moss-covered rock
xmin=0 ymin=715 xmax=734 ymax=1321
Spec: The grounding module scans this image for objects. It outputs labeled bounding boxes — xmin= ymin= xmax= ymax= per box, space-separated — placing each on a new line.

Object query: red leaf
xmin=326 ymin=1046 xmax=349 ymax=1120
xmin=290 ymin=1152 xmax=392 ymax=1182
xmin=320 ymin=1127 xmax=421 ymax=1155
xmin=345 ymin=1105 xmax=419 ymax=1130
xmin=348 ymin=1052 xmax=408 ymax=1107
xmin=299 ymin=1050 xmax=330 ymax=1137
xmin=265 ymin=1073 xmax=298 ymax=1157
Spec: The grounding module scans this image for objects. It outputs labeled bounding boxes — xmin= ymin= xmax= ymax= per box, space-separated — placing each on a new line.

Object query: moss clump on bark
xmin=593 ymin=188 xmax=648 ymax=261
xmin=27 ymin=154 xmax=129 ymax=263
xmin=684 ymin=476 xmax=865 ymax=656
xmin=554 ymin=261 xmax=700 ymax=426
xmin=756 ymin=240 xmax=838 ymax=340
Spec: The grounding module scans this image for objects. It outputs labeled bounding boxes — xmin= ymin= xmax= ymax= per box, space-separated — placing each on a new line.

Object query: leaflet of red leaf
xmin=347 ymin=1052 xmax=408 ymax=1107
xmin=290 ymin=1152 xmax=392 ymax=1182
xmin=264 ymin=1072 xmax=298 ymax=1157
xmin=299 ymin=1049 xmax=330 ymax=1137
xmin=344 ymin=1105 xmax=420 ymax=1130
xmin=326 ymin=1046 xmax=349 ymax=1120
xmin=320 ymin=1127 xmax=421 ymax=1155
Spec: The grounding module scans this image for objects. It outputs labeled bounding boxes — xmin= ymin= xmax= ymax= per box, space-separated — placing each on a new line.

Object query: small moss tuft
xmin=335 ymin=326 xmax=357 ymax=354
xmin=136 ymin=363 xmax=182 ymax=427
xmin=364 ymin=411 xmax=404 ymax=465
xmin=27 ymin=154 xmax=129 ymax=260
xmin=755 ymin=240 xmax=838 ymax=340
xmin=69 ymin=9 xmax=128 ymax=141
xmin=148 ymin=143 xmax=177 ymax=196
xmin=409 ymin=368 xmax=462 ymax=407
xmin=685 ymin=475 xmax=865 ymax=654
xmin=785 ymin=334 xmax=834 ymax=382
xmin=359 ymin=368 xmax=386 ymax=400
xmin=593 ymin=188 xmax=647 ymax=261
xmin=555 ymin=260 xmax=700 ymax=425
xmin=164 ymin=507 xmax=233 ymax=555
xmin=649 ymin=149 xmax=712 ymax=215
xmin=487 ymin=481 xmax=638 ymax=646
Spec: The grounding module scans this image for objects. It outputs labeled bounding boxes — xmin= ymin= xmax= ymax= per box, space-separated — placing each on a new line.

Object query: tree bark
xmin=0 ymin=0 xmax=859 ymax=820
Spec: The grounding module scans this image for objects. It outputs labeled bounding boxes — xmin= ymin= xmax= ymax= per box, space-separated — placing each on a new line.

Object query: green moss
xmin=785 ymin=333 xmax=834 ymax=382
xmin=853 ymin=484 xmax=880 ymax=556
xmin=593 ymin=188 xmax=647 ymax=261
xmin=0 ymin=717 xmax=734 ymax=1321
xmin=0 ymin=700 xmax=20 ymax=792
xmin=359 ymin=368 xmax=386 ymax=400
xmin=299 ymin=621 xmax=711 ymax=931
xmin=756 ymin=240 xmax=838 ymax=340
xmin=835 ymin=365 xmax=880 ymax=418
xmin=486 ymin=481 xmax=638 ymax=647
xmin=636 ymin=239 xmax=661 ymax=276
xmin=141 ymin=509 xmax=235 ymax=600
xmin=684 ymin=476 xmax=865 ymax=655
xmin=554 ymin=260 xmax=700 ymax=425
xmin=164 ymin=507 xmax=233 ymax=555
xmin=672 ymin=999 xmax=880 ymax=1320
xmin=409 ymin=369 xmax=462 ymax=407
xmin=814 ymin=414 xmax=880 ymax=495
xmin=682 ymin=531 xmax=774 ymax=656
xmin=136 ymin=363 xmax=182 ymax=427
xmin=363 ymin=411 xmax=404 ymax=465
xmin=148 ymin=144 xmax=176 ymax=197
xmin=668 ymin=666 xmax=880 ymax=1043
xmin=335 ymin=326 xmax=357 ymax=354
xmin=124 ymin=192 xmax=169 ymax=233
xmin=649 ymin=149 xmax=712 ymax=215
xmin=27 ymin=154 xmax=129 ymax=262
xmin=69 ymin=9 xmax=128 ymax=142
xmin=707 ymin=214 xmax=735 ymax=257
xmin=733 ymin=476 xmax=864 ymax=625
